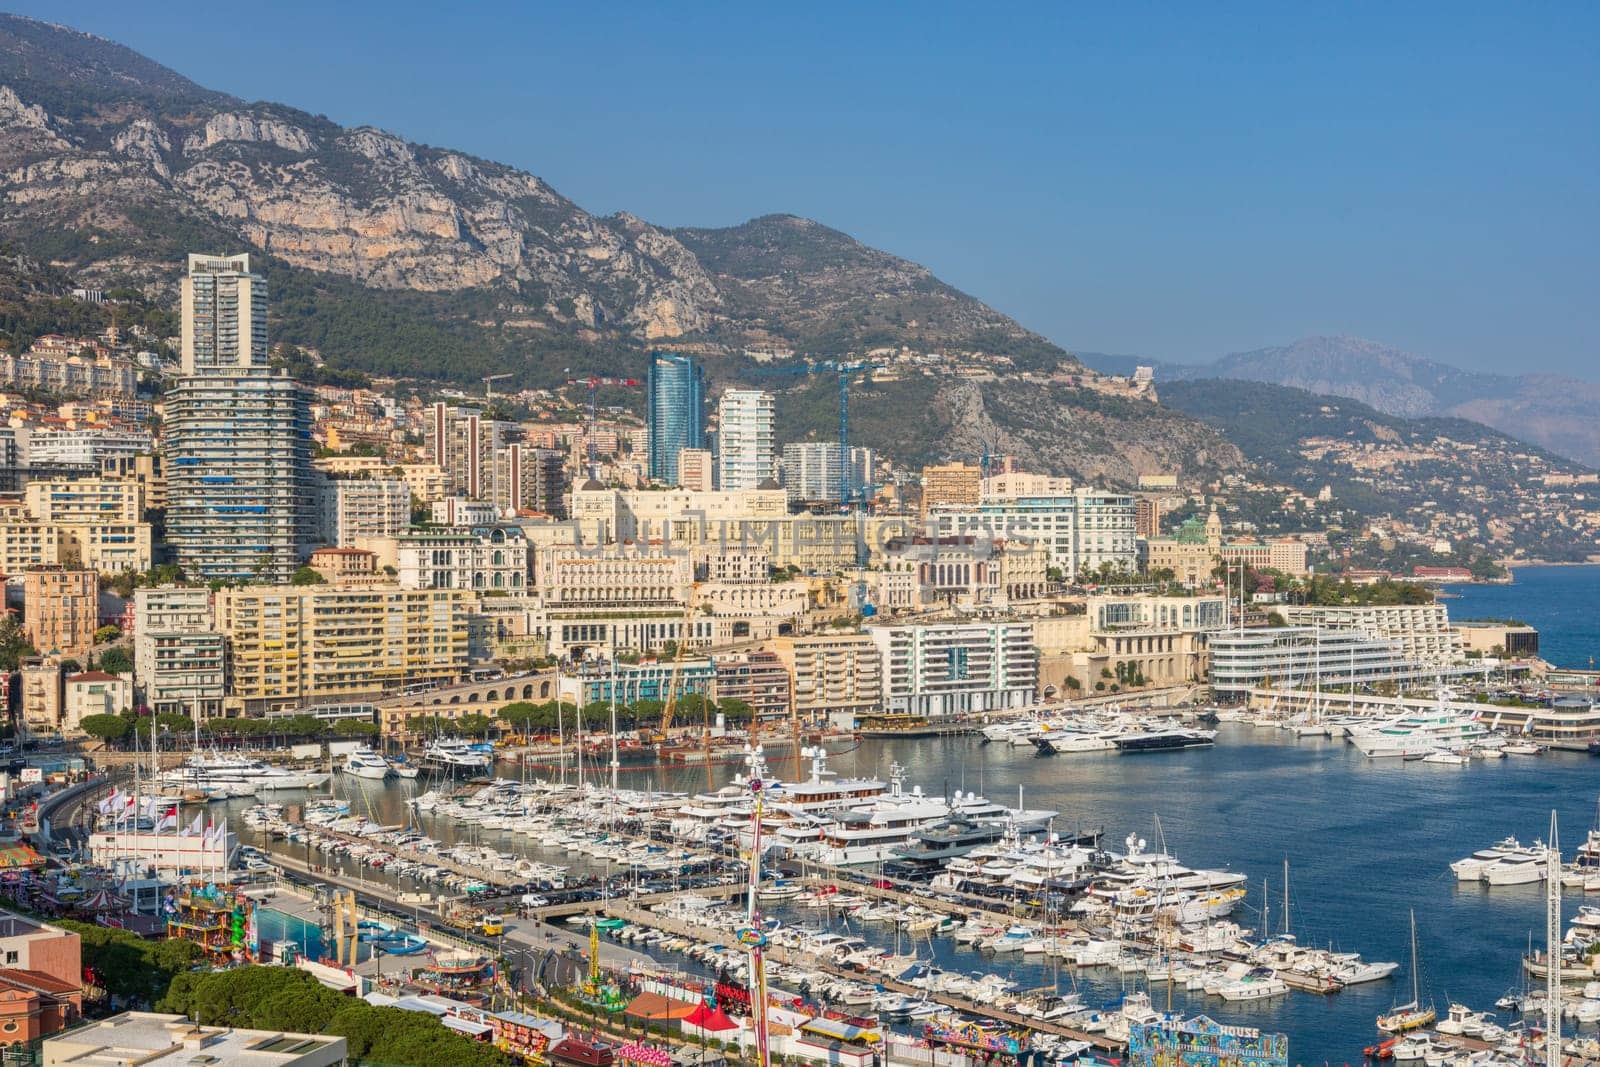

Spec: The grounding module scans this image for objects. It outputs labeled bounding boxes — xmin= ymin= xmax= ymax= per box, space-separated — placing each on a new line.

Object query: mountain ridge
xmin=1079 ymin=336 xmax=1600 ymax=469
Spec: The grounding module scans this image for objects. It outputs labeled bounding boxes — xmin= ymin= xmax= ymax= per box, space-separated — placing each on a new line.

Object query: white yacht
xmin=1481 ymin=846 xmax=1549 ymax=886
xmin=343 ymin=746 xmax=394 ymax=780
xmin=160 ymin=754 xmax=329 ymax=793
xmin=1450 ymin=837 xmax=1524 ymax=881
xmin=1216 ymin=966 xmax=1289 ymax=1001
xmin=1348 ymin=711 xmax=1492 ymax=758
xmin=420 ymin=738 xmax=494 ymax=773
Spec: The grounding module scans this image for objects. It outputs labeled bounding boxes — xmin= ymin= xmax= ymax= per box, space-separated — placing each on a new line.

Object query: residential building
xmin=0 ymin=910 xmax=82 ymax=1046
xmin=780 ymin=442 xmax=874 ymax=503
xmin=22 ymin=566 xmax=97 ymax=657
xmin=930 ymin=489 xmax=1138 ymax=575
xmin=99 ymin=455 xmax=166 ymax=514
xmin=27 ymin=428 xmax=154 ymax=468
xmin=425 ymin=403 xmax=510 ymax=500
xmin=1207 ymin=626 xmax=1433 ymax=701
xmin=323 ymin=478 xmax=410 ymax=546
xmin=0 ymin=519 xmax=57 ymax=573
xmin=24 ymin=476 xmax=150 ymax=572
xmin=0 ymin=343 xmax=136 ymax=399
xmin=396 ymin=527 xmax=529 ymax=592
xmin=867 ymin=621 xmax=1037 ymax=718
xmin=920 ymin=462 xmax=982 ymax=517
xmin=713 ymin=650 xmax=792 ymax=722
xmin=716 ymin=389 xmax=775 ymax=491
xmin=770 ymin=633 xmax=883 ymax=724
xmin=646 ymin=351 xmax=705 ymax=485
xmin=677 ymin=448 xmax=714 ymax=492
xmin=163 ymin=372 xmax=318 ymax=583
xmin=570 ymin=485 xmax=789 ymax=543
xmin=180 ymin=253 xmax=267 ymax=374
xmin=395 ymin=463 xmax=451 ymax=503
xmin=1279 ymin=603 xmax=1464 ymax=665
xmin=43 ymin=1013 xmax=345 ymax=1067
xmin=62 ymin=670 xmax=132 ymax=735
xmin=1135 ymin=497 xmax=1161 ymax=540
xmin=532 ymin=547 xmax=693 ymax=658
xmin=214 ymin=584 xmax=476 ymax=714
xmin=18 ymin=658 xmax=62 ymax=736
xmin=307 ymin=547 xmax=379 ymax=583
xmin=981 ymin=471 xmax=1074 ymax=501
xmin=430 ymin=497 xmax=498 ymax=527
xmin=494 ymin=443 xmax=567 ymax=518
xmin=133 ymin=587 xmax=224 ymax=719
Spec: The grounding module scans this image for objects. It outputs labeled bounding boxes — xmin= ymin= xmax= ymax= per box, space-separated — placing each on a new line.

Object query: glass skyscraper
xmin=646 ymin=351 xmax=706 ymax=485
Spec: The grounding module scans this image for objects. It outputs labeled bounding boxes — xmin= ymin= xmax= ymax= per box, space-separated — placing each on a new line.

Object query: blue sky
xmin=16 ymin=2 xmax=1597 ymax=372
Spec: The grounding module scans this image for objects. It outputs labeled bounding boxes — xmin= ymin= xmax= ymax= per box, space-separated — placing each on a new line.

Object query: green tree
xmin=331 ymin=717 xmax=379 ymax=737
xmin=290 ymin=566 xmax=326 ymax=586
xmin=79 ymin=714 xmax=129 ymax=743
xmin=453 ymin=713 xmax=494 ymax=737
xmin=93 ymin=623 xmax=122 ymax=644
xmin=717 ymin=698 xmax=754 ymax=723
xmin=0 ymin=616 xmax=36 ymax=672
xmin=154 ymin=713 xmax=195 ymax=736
xmin=97 ymin=646 xmax=133 ymax=674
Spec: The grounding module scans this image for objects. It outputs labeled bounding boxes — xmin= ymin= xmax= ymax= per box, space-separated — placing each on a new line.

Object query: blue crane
xmin=751 ymin=360 xmax=881 ymax=504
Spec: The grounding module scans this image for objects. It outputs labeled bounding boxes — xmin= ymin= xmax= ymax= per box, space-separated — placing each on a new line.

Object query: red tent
xmin=683 ymin=1003 xmax=737 ymax=1033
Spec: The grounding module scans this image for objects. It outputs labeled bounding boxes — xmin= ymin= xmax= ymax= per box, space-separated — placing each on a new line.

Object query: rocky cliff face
xmin=0 ymin=14 xmax=1061 ymax=358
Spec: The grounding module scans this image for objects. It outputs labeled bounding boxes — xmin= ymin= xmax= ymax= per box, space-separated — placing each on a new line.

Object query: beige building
xmin=770 ymin=633 xmax=883 ymax=723
xmin=0 ymin=519 xmax=59 ymax=573
xmin=62 ymin=670 xmax=132 ymax=735
xmin=214 ymin=584 xmax=476 ymax=714
xmin=1279 ymin=602 xmax=1464 ymax=665
xmin=981 ymin=471 xmax=1074 ymax=501
xmin=18 ymin=658 xmax=63 ymax=736
xmin=570 ymin=486 xmax=789 ymax=543
xmin=22 ymin=566 xmax=98 ymax=657
xmin=921 ymin=461 xmax=982 ymax=517
xmin=1035 ymin=592 xmax=1226 ymax=697
xmin=677 ymin=448 xmax=714 ymax=492
xmin=24 ymin=478 xmax=141 ymax=524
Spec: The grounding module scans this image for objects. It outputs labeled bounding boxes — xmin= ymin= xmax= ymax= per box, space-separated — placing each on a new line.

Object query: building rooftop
xmin=44 ymin=1012 xmax=346 ymax=1067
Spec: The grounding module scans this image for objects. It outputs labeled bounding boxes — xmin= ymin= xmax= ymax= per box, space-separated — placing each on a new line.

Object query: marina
xmin=150 ymin=719 xmax=1600 ymax=1062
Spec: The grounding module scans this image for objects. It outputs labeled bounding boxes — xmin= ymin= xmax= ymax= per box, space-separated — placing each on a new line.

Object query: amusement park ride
xmin=737 ymin=749 xmax=772 ymax=1067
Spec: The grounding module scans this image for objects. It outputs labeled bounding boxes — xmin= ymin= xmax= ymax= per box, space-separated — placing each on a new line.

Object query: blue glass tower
xmin=646 ymin=351 xmax=706 ymax=485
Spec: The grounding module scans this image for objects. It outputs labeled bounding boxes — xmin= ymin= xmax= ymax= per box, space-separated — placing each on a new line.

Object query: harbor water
xmin=1443 ymin=563 xmax=1600 ymax=670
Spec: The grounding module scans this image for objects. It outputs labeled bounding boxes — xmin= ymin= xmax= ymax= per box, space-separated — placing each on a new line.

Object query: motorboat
xmin=1216 ymin=966 xmax=1288 ymax=1001
xmin=1420 ymin=749 xmax=1468 ymax=766
xmin=1482 ymin=847 xmax=1549 ymax=886
xmin=1113 ymin=728 xmax=1216 ymax=752
xmin=420 ymin=738 xmax=494 ymax=773
xmin=343 ymin=746 xmax=394 ymax=780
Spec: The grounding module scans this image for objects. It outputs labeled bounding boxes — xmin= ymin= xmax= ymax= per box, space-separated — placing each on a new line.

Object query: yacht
xmin=1349 ymin=710 xmax=1492 ymax=759
xmin=1113 ymin=727 xmax=1216 ymax=752
xmin=1451 ymin=837 xmax=1524 ymax=881
xmin=1482 ymin=846 xmax=1549 ymax=886
xmin=343 ymin=746 xmax=394 ymax=780
xmin=420 ymin=738 xmax=494 ymax=773
xmin=1217 ymin=966 xmax=1289 ymax=1001
xmin=160 ymin=754 xmax=329 ymax=793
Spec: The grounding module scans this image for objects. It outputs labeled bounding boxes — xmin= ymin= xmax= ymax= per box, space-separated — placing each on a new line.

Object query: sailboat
xmin=1377 ymin=909 xmax=1436 ymax=1033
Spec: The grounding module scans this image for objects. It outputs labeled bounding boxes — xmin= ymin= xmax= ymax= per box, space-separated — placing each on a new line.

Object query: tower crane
xmin=481 ymin=373 xmax=512 ymax=400
xmin=752 ymin=360 xmax=881 ymax=505
xmin=565 ymin=373 xmax=642 ymax=481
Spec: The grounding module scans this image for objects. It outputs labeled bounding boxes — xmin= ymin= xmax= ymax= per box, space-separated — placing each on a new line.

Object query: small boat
xmin=1420 ymin=749 xmax=1468 ymax=766
xmin=1378 ymin=911 xmax=1436 ymax=1034
xmin=1503 ymin=741 xmax=1543 ymax=756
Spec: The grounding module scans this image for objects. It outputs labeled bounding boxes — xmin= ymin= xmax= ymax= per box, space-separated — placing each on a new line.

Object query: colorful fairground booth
xmin=1127 ymin=1015 xmax=1289 ymax=1067
xmin=163 ymin=882 xmax=257 ymax=963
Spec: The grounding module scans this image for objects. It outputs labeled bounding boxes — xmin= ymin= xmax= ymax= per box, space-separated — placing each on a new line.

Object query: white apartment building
xmin=134 ymin=587 xmax=224 ymax=718
xmin=180 ymin=253 xmax=267 ymax=373
xmin=570 ymin=485 xmax=789 ymax=543
xmin=780 ymin=442 xmax=875 ymax=503
xmin=323 ymin=478 xmax=410 ymax=546
xmin=929 ymin=489 xmax=1137 ymax=575
xmin=1278 ymin=603 xmax=1463 ymax=665
xmin=396 ymin=526 xmax=529 ymax=592
xmin=716 ymin=389 xmax=775 ymax=491
xmin=1207 ymin=626 xmax=1437 ymax=701
xmin=867 ymin=621 xmax=1037 ymax=718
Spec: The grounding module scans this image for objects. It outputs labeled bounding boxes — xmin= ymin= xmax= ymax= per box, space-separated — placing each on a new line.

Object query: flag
xmin=154 ymin=804 xmax=178 ymax=833
xmin=184 ymin=813 xmax=204 ymax=837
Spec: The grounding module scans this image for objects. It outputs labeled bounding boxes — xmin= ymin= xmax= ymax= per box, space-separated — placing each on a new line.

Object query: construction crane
xmin=752 ymin=361 xmax=881 ymax=505
xmin=565 ymin=373 xmax=642 ymax=481
xmin=481 ymin=373 xmax=511 ymax=400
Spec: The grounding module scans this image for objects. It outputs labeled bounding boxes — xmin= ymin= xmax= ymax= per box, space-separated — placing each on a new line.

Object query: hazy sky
xmin=18 ymin=3 xmax=1598 ymax=371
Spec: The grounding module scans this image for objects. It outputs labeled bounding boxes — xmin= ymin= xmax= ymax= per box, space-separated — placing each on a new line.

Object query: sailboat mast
xmin=1283 ymin=858 xmax=1290 ymax=938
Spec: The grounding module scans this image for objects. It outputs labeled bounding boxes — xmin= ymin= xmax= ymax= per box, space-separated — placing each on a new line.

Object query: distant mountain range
xmin=1079 ymin=336 xmax=1600 ymax=469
